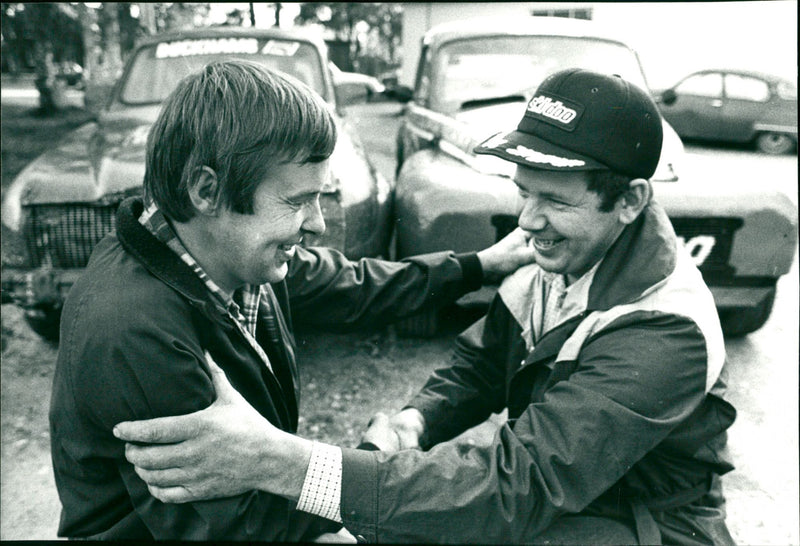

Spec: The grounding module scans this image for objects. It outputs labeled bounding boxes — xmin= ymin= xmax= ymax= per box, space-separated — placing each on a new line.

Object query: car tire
xmin=755 ymin=132 xmax=795 ymax=155
xmin=24 ymin=306 xmax=61 ymax=343
xmin=718 ymin=287 xmax=776 ymax=338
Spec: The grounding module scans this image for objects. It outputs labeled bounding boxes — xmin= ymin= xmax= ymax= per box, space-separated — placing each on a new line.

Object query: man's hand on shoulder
xmin=477 ymin=227 xmax=535 ymax=283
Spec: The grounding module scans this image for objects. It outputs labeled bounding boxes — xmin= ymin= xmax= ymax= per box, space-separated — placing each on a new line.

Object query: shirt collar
xmin=138 ymin=199 xmax=261 ymax=327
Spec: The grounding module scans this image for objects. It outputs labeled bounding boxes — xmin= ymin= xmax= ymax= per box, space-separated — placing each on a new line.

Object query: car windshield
xmin=120 ymin=37 xmax=327 ymax=104
xmin=429 ymin=36 xmax=648 ymax=114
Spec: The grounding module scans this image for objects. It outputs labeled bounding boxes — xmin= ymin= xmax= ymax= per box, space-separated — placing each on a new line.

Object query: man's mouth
xmin=532 ymin=237 xmax=564 ymax=251
xmin=278 ymin=237 xmax=303 ymax=253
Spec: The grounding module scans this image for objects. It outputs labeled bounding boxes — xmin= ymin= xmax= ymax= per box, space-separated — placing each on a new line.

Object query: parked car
xmin=1 ymin=27 xmax=393 ymax=341
xmin=392 ymin=17 xmax=798 ymax=337
xmin=655 ymin=69 xmax=797 ymax=154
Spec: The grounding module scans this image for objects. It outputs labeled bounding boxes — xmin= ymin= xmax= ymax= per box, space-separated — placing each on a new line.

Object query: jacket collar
xmin=588 ymin=201 xmax=678 ymax=311
xmin=116 ymin=197 xmax=233 ymax=328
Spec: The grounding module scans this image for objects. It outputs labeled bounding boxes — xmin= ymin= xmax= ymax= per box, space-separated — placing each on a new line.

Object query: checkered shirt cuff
xmin=296 ymin=441 xmax=343 ymax=523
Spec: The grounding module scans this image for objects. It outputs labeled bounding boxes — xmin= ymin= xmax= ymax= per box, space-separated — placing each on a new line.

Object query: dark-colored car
xmin=1 ymin=27 xmax=393 ymax=341
xmin=656 ymin=69 xmax=798 ymax=154
xmin=391 ymin=18 xmax=797 ymax=337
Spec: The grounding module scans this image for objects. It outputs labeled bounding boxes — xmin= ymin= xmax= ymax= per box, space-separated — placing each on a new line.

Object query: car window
xmin=119 ymin=37 xmax=327 ymax=104
xmin=675 ymin=73 xmax=723 ymax=98
xmin=724 ymin=74 xmax=770 ymax=102
xmin=428 ymin=36 xmax=647 ymax=114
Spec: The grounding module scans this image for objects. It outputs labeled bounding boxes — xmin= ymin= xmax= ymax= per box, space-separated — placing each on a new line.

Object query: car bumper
xmin=709 ymin=285 xmax=775 ymax=311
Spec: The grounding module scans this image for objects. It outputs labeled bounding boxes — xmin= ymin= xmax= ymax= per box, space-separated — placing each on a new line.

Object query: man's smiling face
xmin=514 ymin=165 xmax=627 ymax=283
xmin=204 ymin=160 xmax=330 ymax=293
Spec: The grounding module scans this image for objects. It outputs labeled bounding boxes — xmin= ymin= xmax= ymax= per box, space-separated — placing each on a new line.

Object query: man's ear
xmin=188 ymin=166 xmax=220 ymax=216
xmin=618 ymin=179 xmax=652 ymax=225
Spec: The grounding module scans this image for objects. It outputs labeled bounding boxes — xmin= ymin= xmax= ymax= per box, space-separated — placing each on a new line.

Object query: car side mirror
xmin=385 ymin=85 xmax=413 ymax=103
xmin=661 ymin=88 xmax=678 ymax=106
xmin=335 ymin=82 xmax=373 ymax=107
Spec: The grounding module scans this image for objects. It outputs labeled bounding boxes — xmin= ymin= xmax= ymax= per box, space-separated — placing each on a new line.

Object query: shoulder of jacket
xmin=559 ymin=251 xmax=725 ymax=392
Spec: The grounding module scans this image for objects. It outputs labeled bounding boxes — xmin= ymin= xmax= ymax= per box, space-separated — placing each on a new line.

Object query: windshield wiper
xmin=459 ymin=94 xmax=526 ymax=110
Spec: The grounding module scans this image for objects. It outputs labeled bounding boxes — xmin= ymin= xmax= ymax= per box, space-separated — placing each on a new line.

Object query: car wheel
xmin=718 ymin=287 xmax=776 ymax=337
xmin=23 ymin=305 xmax=61 ymax=343
xmin=755 ymin=132 xmax=795 ymax=155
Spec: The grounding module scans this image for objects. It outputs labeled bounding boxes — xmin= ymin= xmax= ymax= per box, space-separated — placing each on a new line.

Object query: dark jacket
xmin=49 ymin=196 xmax=483 ymax=540
xmin=339 ymin=202 xmax=737 ymax=545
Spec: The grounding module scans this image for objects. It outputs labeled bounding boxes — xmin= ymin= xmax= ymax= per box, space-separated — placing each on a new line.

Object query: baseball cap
xmin=474 ymin=68 xmax=663 ymax=179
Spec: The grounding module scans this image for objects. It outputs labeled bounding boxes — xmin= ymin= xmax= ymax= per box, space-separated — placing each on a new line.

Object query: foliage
xmin=1 ymin=3 xmax=216 ymax=113
xmin=295 ymin=2 xmax=402 ymax=73
xmin=1 ymin=2 xmax=403 ymax=112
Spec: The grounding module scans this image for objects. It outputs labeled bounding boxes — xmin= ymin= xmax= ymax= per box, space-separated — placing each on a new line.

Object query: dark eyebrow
xmin=286 ymin=190 xmax=320 ymax=202
xmin=514 ymin=183 xmax=572 ymax=202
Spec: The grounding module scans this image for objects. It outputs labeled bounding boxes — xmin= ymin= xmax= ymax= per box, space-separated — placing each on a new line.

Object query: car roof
xmin=422 ymin=16 xmax=632 ymax=49
xmin=133 ymin=26 xmax=327 ymax=52
xmin=681 ymin=68 xmax=794 ymax=85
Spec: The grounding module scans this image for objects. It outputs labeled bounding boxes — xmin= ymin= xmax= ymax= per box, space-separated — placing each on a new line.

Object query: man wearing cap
xmin=114 ymin=69 xmax=737 ymax=544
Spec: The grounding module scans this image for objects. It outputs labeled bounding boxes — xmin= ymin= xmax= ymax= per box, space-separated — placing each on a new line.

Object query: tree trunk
xmin=80 ymin=4 xmax=124 ymax=114
xmin=29 ymin=3 xmax=66 ymax=114
xmin=33 ymin=40 xmax=66 ymax=113
xmin=138 ymin=2 xmax=157 ymax=35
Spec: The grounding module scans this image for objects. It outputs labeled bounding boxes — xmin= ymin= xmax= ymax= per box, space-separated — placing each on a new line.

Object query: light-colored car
xmin=1 ymin=27 xmax=393 ymax=341
xmin=655 ymin=69 xmax=798 ymax=155
xmin=392 ymin=17 xmax=797 ymax=337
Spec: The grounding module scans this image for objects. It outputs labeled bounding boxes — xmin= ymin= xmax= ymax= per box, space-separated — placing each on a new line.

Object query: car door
xmin=718 ymin=73 xmax=771 ymax=142
xmin=662 ymin=72 xmax=724 ymax=139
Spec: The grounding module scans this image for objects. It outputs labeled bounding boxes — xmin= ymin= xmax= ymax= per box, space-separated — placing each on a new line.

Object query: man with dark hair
xmin=49 ymin=59 xmax=536 ymax=540
xmin=116 ymin=69 xmax=737 ymax=544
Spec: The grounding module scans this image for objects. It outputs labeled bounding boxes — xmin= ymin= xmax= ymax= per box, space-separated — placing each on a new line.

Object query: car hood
xmin=2 ymin=105 xmax=351 ymax=230
xmin=4 ymin=106 xmax=159 ymax=210
xmin=440 ymin=101 xmax=683 ymax=181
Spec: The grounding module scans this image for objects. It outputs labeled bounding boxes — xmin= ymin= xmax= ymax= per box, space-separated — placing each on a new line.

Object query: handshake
xmin=357 ymin=408 xmax=427 ymax=452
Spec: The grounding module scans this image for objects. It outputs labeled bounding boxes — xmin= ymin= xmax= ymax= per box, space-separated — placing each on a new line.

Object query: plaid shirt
xmin=138 ymin=199 xmax=275 ymax=372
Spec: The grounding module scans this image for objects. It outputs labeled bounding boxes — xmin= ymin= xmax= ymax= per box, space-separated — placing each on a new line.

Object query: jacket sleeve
xmin=338 ymin=312 xmax=710 ymax=543
xmin=406 ymin=293 xmax=525 ymax=447
xmin=57 ymin=284 xmax=337 ymax=541
xmin=284 ymin=246 xmax=482 ymax=330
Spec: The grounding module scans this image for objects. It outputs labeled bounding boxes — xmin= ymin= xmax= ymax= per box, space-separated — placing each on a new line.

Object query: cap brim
xmin=474 ymin=130 xmax=608 ymax=172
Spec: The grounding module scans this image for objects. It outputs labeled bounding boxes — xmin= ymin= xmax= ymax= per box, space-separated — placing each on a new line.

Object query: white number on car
xmin=677 ymin=235 xmax=716 ymax=266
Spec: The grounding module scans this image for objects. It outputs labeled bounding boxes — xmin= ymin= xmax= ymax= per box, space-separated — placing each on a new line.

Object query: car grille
xmin=491 ymin=214 xmax=744 ymax=279
xmin=22 ymin=204 xmax=118 ymax=268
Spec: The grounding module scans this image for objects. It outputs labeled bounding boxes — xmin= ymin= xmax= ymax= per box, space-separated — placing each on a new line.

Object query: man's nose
xmin=303 ymin=199 xmax=326 ymax=235
xmin=518 ymin=198 xmax=547 ymax=232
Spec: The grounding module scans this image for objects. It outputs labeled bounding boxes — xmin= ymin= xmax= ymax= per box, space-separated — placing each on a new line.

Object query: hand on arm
xmin=359 ymin=408 xmax=426 ymax=451
xmin=113 ymin=352 xmax=312 ymax=504
xmin=476 ymin=227 xmax=535 ymax=283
